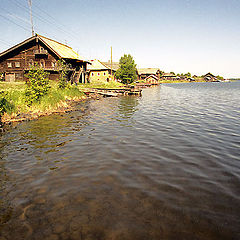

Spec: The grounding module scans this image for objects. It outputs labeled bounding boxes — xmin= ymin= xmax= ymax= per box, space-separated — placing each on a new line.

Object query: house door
xmin=5 ymin=73 xmax=15 ymax=82
xmin=79 ymin=73 xmax=83 ymax=83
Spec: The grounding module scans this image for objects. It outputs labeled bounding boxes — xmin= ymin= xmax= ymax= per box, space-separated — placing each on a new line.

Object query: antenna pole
xmin=111 ymin=46 xmax=113 ymax=80
xmin=28 ymin=0 xmax=34 ymax=36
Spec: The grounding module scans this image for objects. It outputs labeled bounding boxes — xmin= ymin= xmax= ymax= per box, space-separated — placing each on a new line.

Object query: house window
xmin=92 ymin=73 xmax=94 ymax=76
xmin=15 ymin=62 xmax=20 ymax=68
xmin=40 ymin=60 xmax=45 ymax=68
xmin=7 ymin=62 xmax=12 ymax=68
xmin=15 ymin=73 xmax=22 ymax=80
xmin=52 ymin=61 xmax=56 ymax=68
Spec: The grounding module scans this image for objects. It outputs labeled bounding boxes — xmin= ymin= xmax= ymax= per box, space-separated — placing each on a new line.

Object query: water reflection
xmin=118 ymin=96 xmax=139 ymax=119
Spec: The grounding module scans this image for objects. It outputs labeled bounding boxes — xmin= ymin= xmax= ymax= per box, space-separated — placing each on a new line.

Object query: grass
xmin=0 ymin=81 xmax=86 ymax=122
xmin=0 ymin=81 xmax=26 ymax=91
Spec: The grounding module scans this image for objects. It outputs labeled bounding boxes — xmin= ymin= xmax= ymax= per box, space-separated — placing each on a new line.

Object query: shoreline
xmin=1 ymin=80 xmax=230 ymax=131
xmin=0 ymin=95 xmax=96 ymax=131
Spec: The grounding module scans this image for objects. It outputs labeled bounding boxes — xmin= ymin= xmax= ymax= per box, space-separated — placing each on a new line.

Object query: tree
xmin=25 ymin=64 xmax=50 ymax=105
xmin=56 ymin=60 xmax=71 ymax=89
xmin=185 ymin=72 xmax=191 ymax=77
xmin=159 ymin=70 xmax=165 ymax=77
xmin=216 ymin=75 xmax=224 ymax=80
xmin=115 ymin=54 xmax=137 ymax=84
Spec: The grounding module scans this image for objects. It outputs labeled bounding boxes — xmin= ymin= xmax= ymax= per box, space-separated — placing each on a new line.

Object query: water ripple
xmin=0 ymin=82 xmax=240 ymax=240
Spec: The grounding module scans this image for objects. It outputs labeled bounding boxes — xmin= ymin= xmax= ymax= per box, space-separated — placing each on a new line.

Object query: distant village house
xmin=137 ymin=68 xmax=161 ymax=81
xmin=144 ymin=75 xmax=159 ymax=84
xmin=161 ymin=73 xmax=179 ymax=81
xmin=203 ymin=73 xmax=219 ymax=82
xmin=0 ymin=34 xmax=89 ymax=83
xmin=87 ymin=60 xmax=119 ymax=82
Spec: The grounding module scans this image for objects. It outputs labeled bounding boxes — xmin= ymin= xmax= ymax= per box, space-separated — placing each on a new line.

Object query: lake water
xmin=0 ymin=82 xmax=240 ymax=240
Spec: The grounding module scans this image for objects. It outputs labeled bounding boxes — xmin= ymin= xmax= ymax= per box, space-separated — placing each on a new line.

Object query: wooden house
xmin=144 ymin=75 xmax=159 ymax=84
xmin=161 ymin=73 xmax=179 ymax=81
xmin=137 ymin=68 xmax=161 ymax=81
xmin=0 ymin=34 xmax=89 ymax=83
xmin=87 ymin=60 xmax=119 ymax=82
xmin=203 ymin=73 xmax=219 ymax=82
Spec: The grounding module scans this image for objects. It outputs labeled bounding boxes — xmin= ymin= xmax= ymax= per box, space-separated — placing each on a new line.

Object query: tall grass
xmin=36 ymin=86 xmax=85 ymax=111
xmin=0 ymin=82 xmax=86 ymax=119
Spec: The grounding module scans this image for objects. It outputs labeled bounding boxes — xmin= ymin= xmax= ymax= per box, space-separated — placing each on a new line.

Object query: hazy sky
xmin=0 ymin=0 xmax=239 ymax=77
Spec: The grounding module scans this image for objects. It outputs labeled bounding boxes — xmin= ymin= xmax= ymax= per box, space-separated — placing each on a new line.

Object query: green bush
xmin=25 ymin=64 xmax=51 ymax=105
xmin=57 ymin=60 xmax=71 ymax=89
xmin=34 ymin=86 xmax=85 ymax=111
xmin=0 ymin=91 xmax=14 ymax=122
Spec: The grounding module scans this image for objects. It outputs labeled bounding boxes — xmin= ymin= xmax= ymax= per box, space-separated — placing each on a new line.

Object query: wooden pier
xmin=135 ymin=83 xmax=160 ymax=88
xmin=83 ymin=86 xmax=142 ymax=97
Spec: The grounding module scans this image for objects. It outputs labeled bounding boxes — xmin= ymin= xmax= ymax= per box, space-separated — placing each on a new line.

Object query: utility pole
xmin=28 ymin=0 xmax=34 ymax=36
xmin=111 ymin=46 xmax=113 ymax=80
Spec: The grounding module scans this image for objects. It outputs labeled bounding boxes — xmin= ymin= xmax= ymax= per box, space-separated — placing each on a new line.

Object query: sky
xmin=0 ymin=0 xmax=240 ymax=78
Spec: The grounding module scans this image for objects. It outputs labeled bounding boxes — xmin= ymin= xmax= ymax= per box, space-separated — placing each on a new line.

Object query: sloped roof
xmin=0 ymin=34 xmax=86 ymax=62
xmin=162 ymin=73 xmax=176 ymax=77
xmin=87 ymin=60 xmax=120 ymax=72
xmin=87 ymin=59 xmax=109 ymax=70
xmin=138 ymin=68 xmax=160 ymax=75
xmin=102 ymin=61 xmax=120 ymax=71
xmin=203 ymin=72 xmax=216 ymax=78
xmin=38 ymin=35 xmax=84 ymax=61
xmin=145 ymin=75 xmax=159 ymax=81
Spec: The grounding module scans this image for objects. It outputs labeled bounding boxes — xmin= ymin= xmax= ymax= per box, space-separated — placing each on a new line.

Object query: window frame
xmin=15 ymin=62 xmax=20 ymax=68
xmin=40 ymin=60 xmax=45 ymax=68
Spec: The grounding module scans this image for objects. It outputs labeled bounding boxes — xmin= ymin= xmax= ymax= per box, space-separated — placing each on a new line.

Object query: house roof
xmin=137 ymin=68 xmax=160 ymax=75
xmin=144 ymin=75 xmax=159 ymax=81
xmin=87 ymin=59 xmax=109 ymax=71
xmin=0 ymin=34 xmax=86 ymax=62
xmin=102 ymin=61 xmax=120 ymax=71
xmin=162 ymin=73 xmax=176 ymax=77
xmin=87 ymin=60 xmax=120 ymax=71
xmin=203 ymin=72 xmax=216 ymax=78
xmin=38 ymin=35 xmax=84 ymax=61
